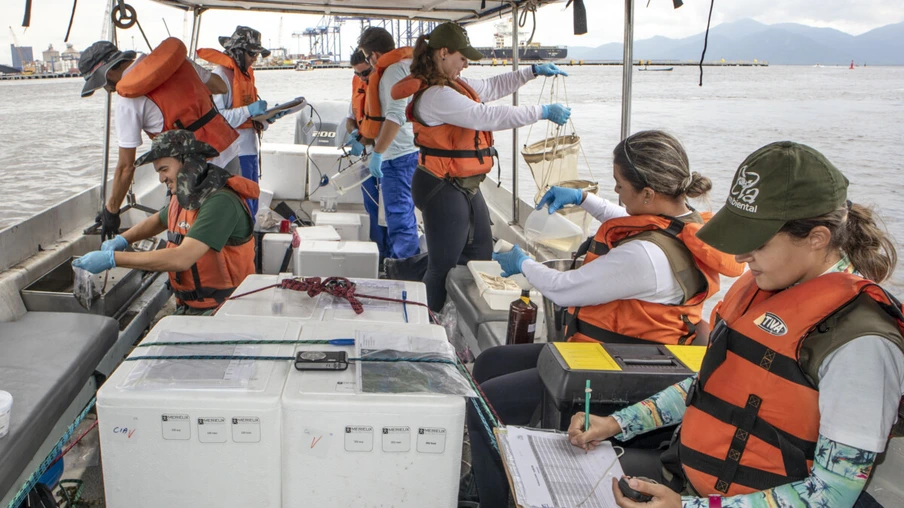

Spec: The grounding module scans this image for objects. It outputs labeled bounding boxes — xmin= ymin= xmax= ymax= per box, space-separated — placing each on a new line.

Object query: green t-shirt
xmin=160 ymin=190 xmax=253 ymax=252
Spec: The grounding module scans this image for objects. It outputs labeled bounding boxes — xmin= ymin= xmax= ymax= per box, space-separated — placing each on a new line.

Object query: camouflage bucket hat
xmin=219 ymin=26 xmax=271 ymax=58
xmin=134 ymin=129 xmax=220 ymax=167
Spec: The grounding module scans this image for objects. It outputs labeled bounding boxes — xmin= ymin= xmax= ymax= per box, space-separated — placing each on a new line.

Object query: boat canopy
xmin=150 ymin=0 xmax=568 ymax=24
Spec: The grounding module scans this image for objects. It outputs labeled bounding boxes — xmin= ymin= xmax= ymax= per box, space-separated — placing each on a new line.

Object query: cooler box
xmin=537 ymin=342 xmax=701 ymax=430
xmin=259 ymin=143 xmax=308 ymax=200
xmin=466 ymin=260 xmax=548 ymax=340
xmin=312 ymin=210 xmax=363 ymax=241
xmin=261 ymin=227 xmax=341 ymax=275
xmin=294 ymin=240 xmax=379 ymax=279
xmin=216 ymin=274 xmax=431 ymax=324
xmin=282 ymin=322 xmax=465 ymax=508
xmin=306 ymin=146 xmax=365 ymax=205
xmin=97 ymin=316 xmax=301 ymax=508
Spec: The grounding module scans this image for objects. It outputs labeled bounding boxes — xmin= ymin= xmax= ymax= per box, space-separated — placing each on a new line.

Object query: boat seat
xmin=477 ymin=321 xmax=509 ymax=352
xmin=0 ymin=312 xmax=118 ymax=498
xmin=445 ymin=266 xmax=508 ymax=354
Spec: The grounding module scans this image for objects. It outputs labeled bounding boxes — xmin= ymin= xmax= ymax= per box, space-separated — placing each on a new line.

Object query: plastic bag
xmin=72 ymin=265 xmax=98 ymax=310
xmin=438 ymin=300 xmax=475 ymax=363
xmin=61 ymin=415 xmax=100 ymax=469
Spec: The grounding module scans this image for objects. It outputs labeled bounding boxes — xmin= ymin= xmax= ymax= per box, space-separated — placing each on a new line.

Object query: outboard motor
xmin=294 ymin=100 xmax=351 ymax=147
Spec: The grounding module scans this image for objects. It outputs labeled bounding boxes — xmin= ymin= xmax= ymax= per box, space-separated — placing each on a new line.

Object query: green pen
xmin=584 ymin=380 xmax=591 ymax=432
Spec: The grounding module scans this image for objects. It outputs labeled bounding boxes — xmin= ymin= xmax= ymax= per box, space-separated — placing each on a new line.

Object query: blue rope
xmin=7 ymin=397 xmax=97 ymax=508
xmin=470 ymin=397 xmax=499 ymax=453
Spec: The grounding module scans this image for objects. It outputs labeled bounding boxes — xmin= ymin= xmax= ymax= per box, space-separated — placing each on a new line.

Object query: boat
xmin=1 ymin=1 xmax=902 ymax=507
xmin=638 ymin=67 xmax=673 ymax=71
xmin=475 ymin=18 xmax=567 ymax=61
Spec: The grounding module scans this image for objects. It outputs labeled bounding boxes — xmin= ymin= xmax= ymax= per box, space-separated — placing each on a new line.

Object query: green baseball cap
xmin=696 ymin=141 xmax=849 ymax=255
xmin=427 ymin=22 xmax=484 ymax=61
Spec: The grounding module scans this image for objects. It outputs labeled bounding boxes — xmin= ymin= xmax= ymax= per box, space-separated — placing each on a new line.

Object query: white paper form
xmin=501 ymin=426 xmax=624 ymax=508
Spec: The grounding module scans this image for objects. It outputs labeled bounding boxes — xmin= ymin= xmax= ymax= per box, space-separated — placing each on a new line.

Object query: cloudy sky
xmin=2 ymin=0 xmax=902 ymax=66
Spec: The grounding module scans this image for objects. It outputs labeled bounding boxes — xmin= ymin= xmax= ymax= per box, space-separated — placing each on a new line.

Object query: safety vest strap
xmin=587 ymin=239 xmax=609 ymax=256
xmin=167 ymin=231 xmax=184 ymax=245
xmin=689 ymin=389 xmax=817 ymax=463
xmin=173 ymin=286 xmax=236 ymax=304
xmin=679 ymin=443 xmax=798 ymax=493
xmin=563 ymin=307 xmax=657 ymax=344
xmin=700 ymin=327 xmax=814 ymax=390
xmin=419 ymin=146 xmax=498 ymax=163
xmin=175 ymin=106 xmax=219 ymax=133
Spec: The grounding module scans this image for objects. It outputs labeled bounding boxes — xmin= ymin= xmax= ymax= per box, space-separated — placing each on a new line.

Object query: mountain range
xmin=567 ymin=19 xmax=904 ymax=65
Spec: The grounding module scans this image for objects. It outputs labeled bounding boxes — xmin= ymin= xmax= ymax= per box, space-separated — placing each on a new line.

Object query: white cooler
xmin=467 ymin=260 xmax=548 ymax=340
xmin=294 ymin=240 xmax=378 ymax=279
xmin=259 ymin=143 xmax=308 ymax=201
xmin=282 ymin=322 xmax=465 ymax=508
xmin=217 ymin=274 xmax=430 ymax=324
xmin=97 ymin=316 xmax=301 ymax=508
xmin=312 ymin=210 xmax=363 ymax=241
xmin=307 ymin=146 xmax=365 ymax=205
xmin=261 ymin=226 xmax=341 ymax=275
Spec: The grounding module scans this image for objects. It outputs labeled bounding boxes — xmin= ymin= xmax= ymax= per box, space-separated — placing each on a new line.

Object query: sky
xmin=3 ymin=0 xmax=903 ymax=66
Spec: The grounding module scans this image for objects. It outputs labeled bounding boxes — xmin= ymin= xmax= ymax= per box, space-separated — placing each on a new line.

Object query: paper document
xmin=497 ymin=426 xmax=624 ymax=508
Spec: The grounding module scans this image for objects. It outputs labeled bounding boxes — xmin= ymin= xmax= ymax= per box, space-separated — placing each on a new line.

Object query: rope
xmin=699 ymin=0 xmax=716 ymax=86
xmin=6 ymin=397 xmax=97 ymax=508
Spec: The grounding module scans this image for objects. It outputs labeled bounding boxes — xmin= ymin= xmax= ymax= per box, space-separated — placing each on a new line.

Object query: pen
xmin=584 ymin=380 xmax=591 ymax=433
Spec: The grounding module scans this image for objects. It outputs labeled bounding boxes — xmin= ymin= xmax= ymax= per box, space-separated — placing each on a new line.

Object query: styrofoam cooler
xmin=312 ymin=210 xmax=363 ymax=241
xmin=261 ymin=227 xmax=341 ymax=275
xmin=467 ymin=260 xmax=548 ymax=340
xmin=306 ymin=146 xmax=364 ymax=205
xmin=97 ymin=316 xmax=301 ymax=508
xmin=259 ymin=143 xmax=308 ymax=200
xmin=282 ymin=322 xmax=465 ymax=508
xmin=216 ymin=274 xmax=431 ymax=324
xmin=294 ymin=240 xmax=378 ymax=279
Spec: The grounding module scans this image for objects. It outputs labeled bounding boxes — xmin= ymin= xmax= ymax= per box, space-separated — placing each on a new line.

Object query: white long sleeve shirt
xmin=413 ymin=66 xmax=544 ymax=130
xmin=520 ymin=194 xmax=686 ymax=308
xmin=211 ymin=66 xmax=259 ymax=157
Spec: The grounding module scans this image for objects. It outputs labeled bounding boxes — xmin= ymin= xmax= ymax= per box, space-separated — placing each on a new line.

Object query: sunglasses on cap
xmin=355 ymin=67 xmax=373 ymax=79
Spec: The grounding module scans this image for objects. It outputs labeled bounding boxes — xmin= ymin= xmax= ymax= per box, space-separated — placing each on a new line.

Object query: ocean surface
xmin=1 ymin=64 xmax=901 ymax=294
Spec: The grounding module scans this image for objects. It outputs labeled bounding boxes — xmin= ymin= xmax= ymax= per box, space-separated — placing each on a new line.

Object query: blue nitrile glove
xmin=537 ymin=186 xmax=583 ymax=214
xmin=345 ymin=130 xmax=365 ymax=156
xmin=266 ymin=105 xmax=289 ymax=124
xmin=72 ymin=250 xmax=116 ymax=274
xmin=533 ymin=63 xmax=568 ymax=77
xmin=493 ymin=244 xmax=529 ymax=278
xmin=247 ymin=100 xmax=268 ymax=117
xmin=542 ymin=104 xmax=571 ymax=126
xmin=101 ymin=235 xmax=129 ymax=252
xmin=369 ymin=151 xmax=384 ymax=178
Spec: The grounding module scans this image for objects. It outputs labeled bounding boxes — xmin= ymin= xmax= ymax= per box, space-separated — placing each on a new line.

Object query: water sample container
xmin=0 ymin=390 xmax=12 ymax=439
xmin=329 ymin=156 xmax=370 ymax=195
xmin=523 ymin=208 xmax=585 ymax=253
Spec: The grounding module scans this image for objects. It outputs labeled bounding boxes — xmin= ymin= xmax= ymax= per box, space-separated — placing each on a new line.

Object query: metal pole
xmin=620 ymin=0 xmax=635 ymax=140
xmin=99 ymin=11 xmax=117 ymax=243
xmin=511 ymin=4 xmax=520 ymax=225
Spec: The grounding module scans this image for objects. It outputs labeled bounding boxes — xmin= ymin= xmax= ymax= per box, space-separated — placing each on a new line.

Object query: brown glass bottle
xmin=506 ymin=290 xmax=538 ymax=345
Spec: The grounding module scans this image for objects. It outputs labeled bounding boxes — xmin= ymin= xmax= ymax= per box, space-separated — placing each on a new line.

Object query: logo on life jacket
xmin=728 ymin=165 xmax=760 ymax=212
xmin=178 ymin=220 xmax=191 ymax=230
xmin=754 ymin=312 xmax=787 ymax=336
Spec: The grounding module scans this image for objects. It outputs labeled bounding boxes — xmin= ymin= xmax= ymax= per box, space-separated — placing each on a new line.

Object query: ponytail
xmin=410 ymin=34 xmax=452 ymax=87
xmin=780 ymin=202 xmax=898 ymax=283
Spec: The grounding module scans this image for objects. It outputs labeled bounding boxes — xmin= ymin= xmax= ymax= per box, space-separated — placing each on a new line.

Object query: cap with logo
xmin=426 ymin=22 xmax=483 ymax=61
xmin=79 ymin=41 xmax=137 ymax=98
xmin=696 ymin=141 xmax=849 ymax=255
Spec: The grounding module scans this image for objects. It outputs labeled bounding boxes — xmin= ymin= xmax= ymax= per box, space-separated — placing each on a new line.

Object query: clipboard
xmin=250 ymin=96 xmax=307 ymax=122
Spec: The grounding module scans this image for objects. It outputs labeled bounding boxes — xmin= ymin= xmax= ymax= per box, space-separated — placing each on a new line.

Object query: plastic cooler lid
xmin=313 ymin=211 xmax=362 ymax=226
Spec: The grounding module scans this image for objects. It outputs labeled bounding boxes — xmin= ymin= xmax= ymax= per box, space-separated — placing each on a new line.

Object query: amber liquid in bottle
xmin=506 ymin=290 xmax=538 ymax=345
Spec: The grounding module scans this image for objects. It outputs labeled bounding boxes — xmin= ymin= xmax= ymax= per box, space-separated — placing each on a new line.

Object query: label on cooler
xmin=197 ymin=417 xmax=227 ymax=443
xmin=382 ymin=426 xmax=411 ymax=452
xmin=335 ymin=381 xmax=356 ymax=392
xmin=161 ymin=413 xmax=190 ymax=440
xmin=231 ymin=416 xmax=261 ymax=443
xmin=417 ymin=427 xmax=447 ymax=454
xmin=344 ymin=425 xmax=373 ymax=452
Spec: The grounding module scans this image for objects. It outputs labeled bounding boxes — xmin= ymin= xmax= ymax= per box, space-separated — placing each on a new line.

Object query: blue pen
xmin=329 ymin=338 xmax=355 ymax=346
xmin=402 ymin=290 xmax=409 ymax=323
xmin=585 ymin=380 xmax=591 ymax=432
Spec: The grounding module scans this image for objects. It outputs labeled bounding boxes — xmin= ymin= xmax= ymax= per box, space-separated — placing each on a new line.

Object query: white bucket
xmin=0 ymin=390 xmax=12 ymax=439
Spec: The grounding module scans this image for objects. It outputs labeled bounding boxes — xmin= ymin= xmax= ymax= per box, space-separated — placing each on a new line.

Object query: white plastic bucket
xmin=0 ymin=390 xmax=12 ymax=439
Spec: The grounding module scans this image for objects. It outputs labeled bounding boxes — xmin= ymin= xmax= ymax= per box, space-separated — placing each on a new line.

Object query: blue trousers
xmin=361 ymin=152 xmax=419 ymax=260
xmin=239 ymin=154 xmax=260 ymax=220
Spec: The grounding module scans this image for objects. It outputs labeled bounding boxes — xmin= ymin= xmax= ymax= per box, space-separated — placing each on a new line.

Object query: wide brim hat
xmin=135 ymin=129 xmax=220 ymax=167
xmin=219 ymin=26 xmax=272 ymax=58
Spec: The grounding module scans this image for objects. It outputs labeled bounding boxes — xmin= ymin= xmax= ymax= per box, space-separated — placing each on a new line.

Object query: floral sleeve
xmin=610 ymin=376 xmax=694 ymax=441
xmin=681 ymin=435 xmax=875 ymax=508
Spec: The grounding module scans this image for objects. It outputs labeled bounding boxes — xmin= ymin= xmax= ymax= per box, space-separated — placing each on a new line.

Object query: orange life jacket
xmin=117 ymin=37 xmax=238 ymax=154
xmin=679 ymin=271 xmax=904 ymax=496
xmin=196 ymin=48 xmax=258 ymax=130
xmin=351 ymin=75 xmax=367 ymax=128
xmin=391 ymin=75 xmax=497 ymax=179
xmin=564 ymin=212 xmax=745 ymax=345
xmin=359 ymin=47 xmax=413 ymax=139
xmin=166 ymin=176 xmax=258 ymax=309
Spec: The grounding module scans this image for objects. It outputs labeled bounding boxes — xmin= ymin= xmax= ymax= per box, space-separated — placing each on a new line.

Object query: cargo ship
xmin=475 ymin=19 xmax=567 ymax=61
